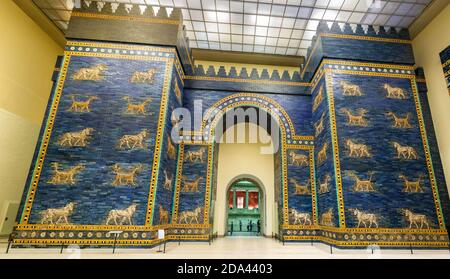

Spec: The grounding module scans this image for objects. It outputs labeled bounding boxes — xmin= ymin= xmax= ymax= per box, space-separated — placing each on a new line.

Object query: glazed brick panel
xmin=418 ymin=89 xmax=450 ymax=228
xmin=312 ymin=77 xmax=340 ymax=228
xmin=331 ymin=73 xmax=440 ymax=228
xmin=20 ymin=54 xmax=168 ymax=226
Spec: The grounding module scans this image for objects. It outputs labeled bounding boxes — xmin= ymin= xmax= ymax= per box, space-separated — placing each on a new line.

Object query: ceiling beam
xmin=191 ymin=48 xmax=304 ymax=67
xmin=409 ymin=0 xmax=449 ymax=39
xmin=13 ymin=0 xmax=66 ymax=48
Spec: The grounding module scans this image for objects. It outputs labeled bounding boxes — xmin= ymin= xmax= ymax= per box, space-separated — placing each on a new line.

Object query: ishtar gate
xmin=4 ymin=0 xmax=450 ymax=251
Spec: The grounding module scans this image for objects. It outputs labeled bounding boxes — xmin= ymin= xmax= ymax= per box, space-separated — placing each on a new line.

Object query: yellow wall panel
xmin=412 ymin=4 xmax=450 ymax=193
xmin=0 ymin=0 xmax=62 ymax=233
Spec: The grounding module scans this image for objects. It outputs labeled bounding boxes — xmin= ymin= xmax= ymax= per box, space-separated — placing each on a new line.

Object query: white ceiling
xmin=33 ymin=0 xmax=433 ymax=57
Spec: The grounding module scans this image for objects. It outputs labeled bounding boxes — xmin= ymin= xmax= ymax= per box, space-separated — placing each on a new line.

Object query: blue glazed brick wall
xmin=184 ymin=79 xmax=310 ymax=95
xmin=183 ymin=90 xmax=312 ymax=137
xmin=176 ymin=144 xmax=209 ymax=225
xmin=321 ymin=37 xmax=414 ymax=65
xmin=311 ymin=77 xmax=339 ymax=228
xmin=209 ymin=143 xmax=219 ymax=225
xmin=302 ymin=21 xmax=414 ymax=86
xmin=439 ymin=45 xmax=450 ymax=93
xmin=12 ymin=36 xmax=450 ymax=248
xmin=287 ymin=148 xmax=313 ymax=225
xmin=152 ymin=64 xmax=183 ymax=226
xmin=303 ymin=37 xmax=324 ymax=82
xmin=25 ymin=55 xmax=168 ymax=226
xmin=417 ymin=88 xmax=450 ymax=227
xmin=274 ymin=144 xmax=283 ymax=231
xmin=331 ymin=72 xmax=441 ymax=228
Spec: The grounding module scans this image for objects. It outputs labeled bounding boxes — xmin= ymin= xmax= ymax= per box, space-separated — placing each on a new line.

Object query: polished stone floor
xmin=1 ymin=237 xmax=449 ymax=259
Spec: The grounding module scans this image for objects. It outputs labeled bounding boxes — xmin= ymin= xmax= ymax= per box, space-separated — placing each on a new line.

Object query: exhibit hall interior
xmin=1 ymin=0 xmax=450 ymax=260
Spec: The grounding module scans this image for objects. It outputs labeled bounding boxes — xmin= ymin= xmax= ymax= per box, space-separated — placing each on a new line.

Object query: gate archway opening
xmin=209 ymin=104 xmax=284 ymax=237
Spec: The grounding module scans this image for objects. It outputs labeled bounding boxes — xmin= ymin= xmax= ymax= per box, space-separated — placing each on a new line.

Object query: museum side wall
xmin=0 ymin=0 xmax=63 ymax=235
xmin=412 ymin=4 xmax=450 ymax=207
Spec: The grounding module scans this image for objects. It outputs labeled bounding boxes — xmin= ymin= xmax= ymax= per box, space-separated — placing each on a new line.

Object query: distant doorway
xmin=226 ymin=179 xmax=263 ymax=236
xmin=212 ymin=122 xmax=279 ymax=237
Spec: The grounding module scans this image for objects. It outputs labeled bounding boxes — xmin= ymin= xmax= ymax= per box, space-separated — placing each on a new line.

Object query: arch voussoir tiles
xmin=200 ymin=93 xmax=295 ymax=142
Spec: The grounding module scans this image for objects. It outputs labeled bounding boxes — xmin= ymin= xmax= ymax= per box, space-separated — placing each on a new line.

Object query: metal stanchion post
xmin=330 ymin=244 xmax=333 ymax=254
xmin=109 ymin=230 xmax=122 ymax=254
xmin=5 ymin=233 xmax=13 ymax=254
xmin=112 ymin=234 xmax=118 ymax=254
xmin=157 ymin=242 xmax=162 ymax=252
xmin=410 ymin=244 xmax=413 ymax=254
xmin=60 ymin=242 xmax=65 ymax=254
xmin=156 ymin=229 xmax=165 ymax=253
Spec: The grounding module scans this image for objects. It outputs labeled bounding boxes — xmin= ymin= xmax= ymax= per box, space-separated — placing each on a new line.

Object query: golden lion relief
xmin=340 ymin=80 xmax=363 ymax=96
xmin=174 ymin=84 xmax=182 ymax=104
xmin=130 ymin=68 xmax=157 ymax=84
xmin=318 ymin=174 xmax=331 ymax=194
xmin=289 ymin=151 xmax=309 ymax=166
xmin=345 ymin=139 xmax=371 ymax=158
xmin=158 ymin=205 xmax=169 ymax=224
xmin=56 ymin=128 xmax=94 ymax=147
xmin=185 ymin=147 xmax=207 ymax=163
xmin=72 ymin=64 xmax=107 ymax=81
xmin=68 ymin=96 xmax=98 ymax=113
xmin=290 ymin=178 xmax=310 ymax=195
xmin=181 ymin=176 xmax=203 ymax=192
xmin=178 ymin=207 xmax=203 ymax=224
xmin=399 ymin=174 xmax=425 ymax=192
xmin=117 ymin=129 xmax=148 ymax=150
xmin=289 ymin=209 xmax=312 ymax=225
xmin=166 ymin=137 xmax=177 ymax=160
xmin=123 ymin=96 xmax=153 ymax=115
xmin=320 ymin=208 xmax=334 ymax=227
xmin=47 ymin=163 xmax=84 ymax=185
xmin=340 ymin=108 xmax=368 ymax=126
xmin=314 ymin=113 xmax=325 ymax=137
xmin=400 ymin=209 xmax=430 ymax=229
xmin=312 ymin=85 xmax=324 ymax=112
xmin=105 ymin=204 xmax=137 ymax=225
xmin=384 ymin=83 xmax=408 ymax=99
xmin=163 ymin=170 xmax=173 ymax=191
xmin=40 ymin=202 xmax=75 ymax=225
xmin=349 ymin=208 xmax=379 ymax=228
xmin=317 ymin=142 xmax=328 ymax=164
xmin=392 ymin=142 xmax=418 ymax=160
xmin=111 ymin=163 xmax=143 ymax=186
xmin=386 ymin=112 xmax=413 ymax=128
xmin=346 ymin=171 xmax=375 ymax=192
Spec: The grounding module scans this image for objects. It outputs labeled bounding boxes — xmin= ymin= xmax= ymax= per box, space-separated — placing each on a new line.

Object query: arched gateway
xmin=183 ymin=93 xmax=314 ymax=238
